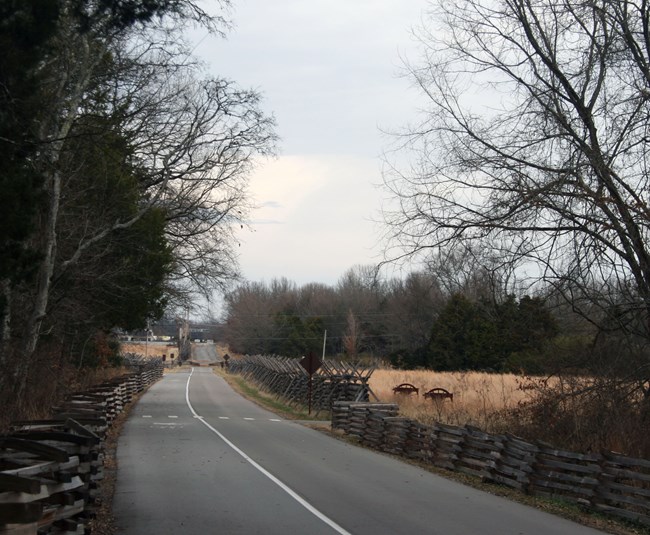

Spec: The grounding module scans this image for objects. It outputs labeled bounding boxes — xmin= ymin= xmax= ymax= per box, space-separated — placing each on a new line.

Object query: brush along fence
xmin=0 ymin=361 xmax=162 ymax=534
xmin=332 ymin=401 xmax=650 ymax=527
xmin=229 ymin=355 xmax=376 ymax=412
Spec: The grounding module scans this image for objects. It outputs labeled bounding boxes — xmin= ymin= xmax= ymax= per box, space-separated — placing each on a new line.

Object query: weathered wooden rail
xmin=0 ymin=361 xmax=163 ymax=534
xmin=229 ymin=355 xmax=375 ymax=413
xmin=332 ymin=401 xmax=650 ymax=527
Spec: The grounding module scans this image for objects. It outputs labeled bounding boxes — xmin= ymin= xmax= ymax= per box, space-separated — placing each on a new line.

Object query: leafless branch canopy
xmin=383 ymin=0 xmax=650 ymax=333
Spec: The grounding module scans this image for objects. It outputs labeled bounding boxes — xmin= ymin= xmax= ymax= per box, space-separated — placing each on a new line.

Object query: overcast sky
xmin=193 ymin=0 xmax=428 ymax=292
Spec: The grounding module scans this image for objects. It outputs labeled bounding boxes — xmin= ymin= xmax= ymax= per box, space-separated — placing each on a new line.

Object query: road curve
xmin=113 ymin=367 xmax=606 ymax=535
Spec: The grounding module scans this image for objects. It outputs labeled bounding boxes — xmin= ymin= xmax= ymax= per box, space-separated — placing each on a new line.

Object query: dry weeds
xmin=0 ymin=362 xmax=128 ymax=433
xmin=370 ymin=368 xmax=552 ymax=432
xmin=120 ymin=342 xmax=177 ymax=359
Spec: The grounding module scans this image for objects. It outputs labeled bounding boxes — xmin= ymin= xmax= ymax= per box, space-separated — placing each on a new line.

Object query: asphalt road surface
xmin=113 ymin=367 xmax=606 ymax=535
xmin=190 ymin=343 xmax=219 ymax=364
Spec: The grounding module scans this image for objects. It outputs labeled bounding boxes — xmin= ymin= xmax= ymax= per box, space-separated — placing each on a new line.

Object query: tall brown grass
xmin=370 ymin=368 xmax=650 ymax=458
xmin=370 ymin=368 xmax=551 ymax=433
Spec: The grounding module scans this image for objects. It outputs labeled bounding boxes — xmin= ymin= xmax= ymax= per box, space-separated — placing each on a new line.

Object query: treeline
xmin=222 ymin=264 xmax=578 ymax=374
xmin=223 ymin=266 xmax=441 ymax=359
xmin=0 ymin=1 xmax=275 ymax=416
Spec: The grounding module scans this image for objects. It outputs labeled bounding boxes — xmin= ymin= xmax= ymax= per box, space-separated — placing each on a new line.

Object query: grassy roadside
xmin=215 ymin=368 xmax=328 ymax=422
xmin=219 ymin=368 xmax=649 ymax=535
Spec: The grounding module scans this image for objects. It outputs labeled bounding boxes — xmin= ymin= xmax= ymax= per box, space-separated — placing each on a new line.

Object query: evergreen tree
xmin=427 ymin=294 xmax=558 ymax=372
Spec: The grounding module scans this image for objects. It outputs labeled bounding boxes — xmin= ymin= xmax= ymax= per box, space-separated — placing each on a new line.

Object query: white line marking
xmin=270 ymin=419 xmax=282 ymax=422
xmin=168 ymin=415 xmax=178 ymax=418
xmin=244 ymin=417 xmax=255 ymax=421
xmin=153 ymin=423 xmax=178 ymax=426
xmin=142 ymin=415 xmax=152 ymax=418
xmin=185 ymin=368 xmax=351 ymax=535
xmin=219 ymin=416 xmax=230 ymax=420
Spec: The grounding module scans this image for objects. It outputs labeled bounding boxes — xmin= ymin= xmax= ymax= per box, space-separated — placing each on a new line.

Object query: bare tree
xmin=384 ymin=271 xmax=444 ymax=350
xmin=222 ymin=280 xmax=291 ymax=354
xmin=424 ymin=244 xmax=524 ymax=302
xmin=382 ymin=0 xmax=650 ymax=338
xmin=342 ymin=309 xmax=361 ymax=358
xmin=2 ymin=0 xmax=276 ymax=402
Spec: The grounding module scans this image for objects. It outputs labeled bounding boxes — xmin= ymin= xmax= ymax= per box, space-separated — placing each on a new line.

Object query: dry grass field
xmin=120 ymin=342 xmax=177 ymax=359
xmin=369 ymin=368 xmax=550 ymax=432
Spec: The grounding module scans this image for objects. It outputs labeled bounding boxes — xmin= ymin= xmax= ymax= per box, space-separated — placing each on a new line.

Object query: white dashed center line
xmin=145 ymin=414 xmax=281 ymax=422
xmin=185 ymin=368 xmax=351 ymax=535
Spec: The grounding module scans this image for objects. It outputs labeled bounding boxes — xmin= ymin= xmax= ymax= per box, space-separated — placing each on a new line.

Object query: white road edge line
xmin=185 ymin=367 xmax=352 ymax=535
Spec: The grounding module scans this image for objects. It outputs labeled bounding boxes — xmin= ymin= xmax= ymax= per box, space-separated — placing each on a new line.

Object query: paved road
xmin=114 ymin=367 xmax=606 ymax=534
xmin=191 ymin=343 xmax=219 ymax=364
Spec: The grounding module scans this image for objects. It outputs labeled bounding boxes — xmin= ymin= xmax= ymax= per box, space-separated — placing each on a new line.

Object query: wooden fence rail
xmin=0 ymin=362 xmax=163 ymax=534
xmin=332 ymin=401 xmax=650 ymax=527
xmin=229 ymin=355 xmax=375 ymax=413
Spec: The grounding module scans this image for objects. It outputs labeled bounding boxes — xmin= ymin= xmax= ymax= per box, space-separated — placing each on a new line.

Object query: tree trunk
xmin=13 ymin=169 xmax=62 ymax=398
xmin=13 ymin=32 xmax=96 ymax=403
xmin=0 ymin=278 xmax=12 ymax=396
xmin=0 ymin=279 xmax=10 ymax=347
